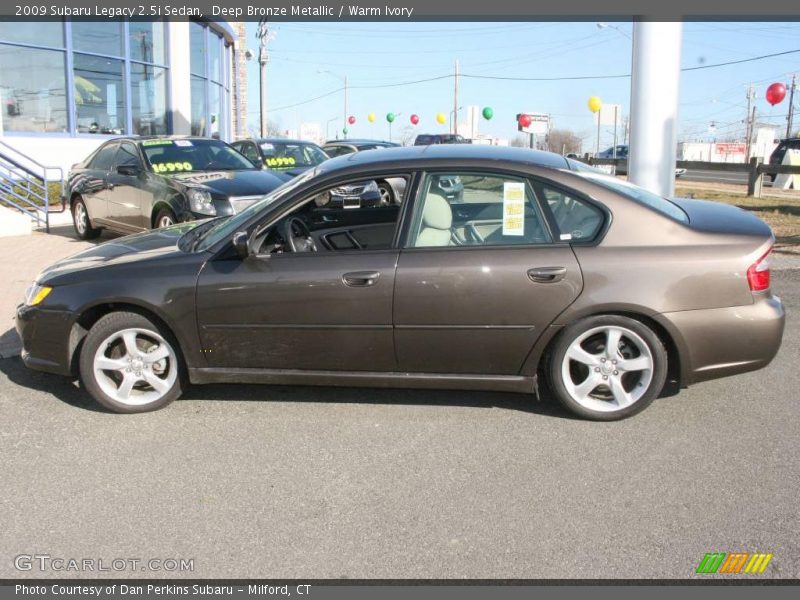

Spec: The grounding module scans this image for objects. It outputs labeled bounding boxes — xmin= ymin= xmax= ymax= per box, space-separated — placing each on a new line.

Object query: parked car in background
xmin=321 ymin=139 xmax=407 ymax=204
xmin=67 ymin=137 xmax=289 ymax=239
xmin=230 ymin=138 xmax=329 ymax=177
xmin=769 ymin=137 xmax=800 ymax=181
xmin=596 ymin=144 xmax=686 ymax=177
xmin=19 ymin=145 xmax=783 ymax=420
xmin=414 ymin=133 xmax=471 ymax=145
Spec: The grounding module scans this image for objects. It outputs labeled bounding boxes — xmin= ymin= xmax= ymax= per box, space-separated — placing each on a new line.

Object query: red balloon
xmin=410 ymin=114 xmax=420 ymax=125
xmin=348 ymin=115 xmax=356 ymax=125
xmin=518 ymin=113 xmax=532 ymax=128
xmin=766 ymin=82 xmax=787 ymax=106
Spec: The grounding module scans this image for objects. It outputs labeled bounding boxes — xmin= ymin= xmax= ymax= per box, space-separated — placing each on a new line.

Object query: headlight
xmin=187 ymin=188 xmax=217 ymax=216
xmin=25 ymin=283 xmax=52 ymax=306
xmin=363 ymin=180 xmax=379 ymax=193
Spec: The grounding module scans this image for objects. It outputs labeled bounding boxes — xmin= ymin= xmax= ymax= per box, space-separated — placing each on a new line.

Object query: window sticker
xmin=502 ymin=181 xmax=525 ymax=236
xmin=141 ymin=139 xmax=173 ymax=147
xmin=265 ymin=156 xmax=297 ymax=168
xmin=174 ymin=140 xmax=193 ymax=147
xmin=152 ymin=162 xmax=193 ymax=173
xmin=259 ymin=143 xmax=275 ymax=152
xmin=560 ymin=233 xmax=573 ymax=241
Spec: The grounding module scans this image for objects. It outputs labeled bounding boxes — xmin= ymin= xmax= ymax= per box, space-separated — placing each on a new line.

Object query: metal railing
xmin=0 ymin=140 xmax=65 ymax=233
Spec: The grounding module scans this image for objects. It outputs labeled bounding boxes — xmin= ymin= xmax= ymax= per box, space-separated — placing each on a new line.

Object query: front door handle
xmin=527 ymin=267 xmax=567 ymax=283
xmin=342 ymin=271 xmax=380 ymax=287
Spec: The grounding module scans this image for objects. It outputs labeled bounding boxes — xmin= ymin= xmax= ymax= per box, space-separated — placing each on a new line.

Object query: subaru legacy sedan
xmin=17 ymin=145 xmax=784 ymax=420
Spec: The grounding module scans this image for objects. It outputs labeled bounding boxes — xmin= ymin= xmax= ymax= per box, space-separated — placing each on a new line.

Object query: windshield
xmin=141 ymin=139 xmax=256 ymax=173
xmin=566 ymin=162 xmax=689 ymax=224
xmin=193 ymin=169 xmax=317 ymax=252
xmin=261 ymin=141 xmax=328 ymax=169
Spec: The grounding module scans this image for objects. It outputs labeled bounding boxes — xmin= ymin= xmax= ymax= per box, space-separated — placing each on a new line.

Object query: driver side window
xmin=254 ymin=175 xmax=410 ymax=255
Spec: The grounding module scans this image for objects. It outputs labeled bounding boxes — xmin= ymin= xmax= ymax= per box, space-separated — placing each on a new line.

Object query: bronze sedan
xmin=16 ymin=145 xmax=784 ymax=420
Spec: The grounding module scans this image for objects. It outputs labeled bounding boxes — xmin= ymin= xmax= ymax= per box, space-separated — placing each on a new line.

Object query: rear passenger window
xmin=407 ymin=172 xmax=551 ymax=248
xmin=90 ymin=143 xmax=118 ymax=171
xmin=539 ymin=185 xmax=603 ymax=242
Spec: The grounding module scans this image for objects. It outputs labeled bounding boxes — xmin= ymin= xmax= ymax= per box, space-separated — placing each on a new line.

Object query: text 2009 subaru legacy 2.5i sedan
xmin=16 ymin=145 xmax=784 ymax=420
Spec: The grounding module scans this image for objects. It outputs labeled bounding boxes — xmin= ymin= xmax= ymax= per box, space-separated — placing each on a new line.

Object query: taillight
xmin=747 ymin=247 xmax=772 ymax=292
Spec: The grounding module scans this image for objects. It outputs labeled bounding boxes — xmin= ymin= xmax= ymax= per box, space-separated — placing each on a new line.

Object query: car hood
xmin=37 ymin=222 xmax=202 ymax=285
xmin=169 ymin=169 xmax=290 ymax=196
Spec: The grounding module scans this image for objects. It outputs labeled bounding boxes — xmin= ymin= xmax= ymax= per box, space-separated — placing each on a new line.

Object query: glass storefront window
xmin=129 ymin=21 xmax=166 ymax=65
xmin=190 ymin=76 xmax=207 ymax=136
xmin=73 ymin=54 xmax=124 ymax=134
xmin=190 ymin=22 xmax=206 ymax=76
xmin=72 ymin=22 xmax=123 ymax=57
xmin=0 ymin=22 xmax=64 ymax=47
xmin=0 ymin=45 xmax=68 ymax=132
xmin=210 ymin=33 xmax=223 ymax=83
xmin=131 ymin=64 xmax=167 ymax=135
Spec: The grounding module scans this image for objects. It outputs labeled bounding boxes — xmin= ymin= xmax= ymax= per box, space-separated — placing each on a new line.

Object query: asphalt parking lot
xmin=0 ymin=230 xmax=798 ymax=579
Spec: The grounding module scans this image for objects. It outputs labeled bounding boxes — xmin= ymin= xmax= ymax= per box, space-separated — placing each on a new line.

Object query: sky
xmin=242 ymin=21 xmax=800 ymax=150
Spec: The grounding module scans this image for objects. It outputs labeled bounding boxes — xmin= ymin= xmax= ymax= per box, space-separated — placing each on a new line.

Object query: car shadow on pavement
xmin=45 ymin=224 xmax=120 ymax=244
xmin=0 ymin=355 xmax=573 ymax=418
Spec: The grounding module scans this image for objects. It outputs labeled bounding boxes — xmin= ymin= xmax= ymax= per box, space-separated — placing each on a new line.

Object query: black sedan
xmin=67 ymin=136 xmax=289 ymax=239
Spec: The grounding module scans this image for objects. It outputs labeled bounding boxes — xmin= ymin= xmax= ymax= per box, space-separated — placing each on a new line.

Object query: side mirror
xmin=232 ymin=231 xmax=251 ymax=259
xmin=117 ymin=164 xmax=141 ymax=177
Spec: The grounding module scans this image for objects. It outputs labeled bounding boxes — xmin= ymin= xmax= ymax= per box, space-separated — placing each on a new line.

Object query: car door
xmin=106 ymin=141 xmax=150 ymax=230
xmin=393 ymin=170 xmax=583 ymax=375
xmin=81 ymin=142 xmax=118 ymax=223
xmin=195 ymin=173 xmax=410 ymax=372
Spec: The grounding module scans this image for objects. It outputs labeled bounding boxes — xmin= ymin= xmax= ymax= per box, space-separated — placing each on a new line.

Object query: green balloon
xmin=386 ymin=112 xmax=395 ymax=123
xmin=343 ymin=127 xmax=348 ymax=135
xmin=482 ymin=106 xmax=494 ymax=120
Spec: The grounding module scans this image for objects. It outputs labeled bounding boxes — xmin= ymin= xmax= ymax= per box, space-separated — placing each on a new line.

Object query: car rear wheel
xmin=155 ymin=208 xmax=177 ymax=229
xmin=79 ymin=311 xmax=185 ymax=413
xmin=547 ymin=315 xmax=667 ymax=420
xmin=72 ymin=196 xmax=101 ymax=240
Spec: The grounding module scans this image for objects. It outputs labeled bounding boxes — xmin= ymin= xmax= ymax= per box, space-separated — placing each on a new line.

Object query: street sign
xmin=517 ymin=112 xmax=550 ymax=135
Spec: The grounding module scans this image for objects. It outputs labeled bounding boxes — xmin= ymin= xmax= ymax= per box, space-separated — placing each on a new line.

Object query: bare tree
xmin=509 ymin=135 xmax=530 ymax=148
xmin=545 ymin=129 xmax=582 ymax=155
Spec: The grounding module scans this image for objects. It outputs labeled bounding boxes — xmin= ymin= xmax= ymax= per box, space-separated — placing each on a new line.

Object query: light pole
xmin=256 ymin=20 xmax=275 ymax=138
xmin=318 ymin=69 xmax=348 ymax=138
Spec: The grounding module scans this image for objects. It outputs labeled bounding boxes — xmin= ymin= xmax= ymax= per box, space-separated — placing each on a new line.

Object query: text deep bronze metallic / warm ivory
xmin=16 ymin=146 xmax=784 ymax=420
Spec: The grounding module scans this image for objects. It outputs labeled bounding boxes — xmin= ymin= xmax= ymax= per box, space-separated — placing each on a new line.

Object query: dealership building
xmin=0 ymin=19 xmax=246 ymax=171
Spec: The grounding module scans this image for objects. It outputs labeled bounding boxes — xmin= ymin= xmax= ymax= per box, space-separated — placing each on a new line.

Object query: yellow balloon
xmin=436 ymin=112 xmax=446 ymax=124
xmin=588 ymin=96 xmax=602 ymax=113
xmin=367 ymin=112 xmax=376 ymax=123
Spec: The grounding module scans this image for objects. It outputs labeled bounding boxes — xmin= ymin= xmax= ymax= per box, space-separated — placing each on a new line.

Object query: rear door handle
xmin=342 ymin=271 xmax=380 ymax=287
xmin=527 ymin=267 xmax=567 ymax=283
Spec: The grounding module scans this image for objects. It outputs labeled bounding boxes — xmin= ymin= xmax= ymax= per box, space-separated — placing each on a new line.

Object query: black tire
xmin=79 ymin=311 xmax=185 ymax=414
xmin=154 ymin=208 xmax=177 ymax=229
xmin=546 ymin=315 xmax=668 ymax=421
xmin=72 ymin=196 xmax=101 ymax=240
xmin=377 ymin=182 xmax=396 ymax=206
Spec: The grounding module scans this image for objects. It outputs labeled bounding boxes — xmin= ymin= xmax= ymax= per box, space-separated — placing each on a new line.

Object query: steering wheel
xmin=282 ymin=216 xmax=317 ymax=253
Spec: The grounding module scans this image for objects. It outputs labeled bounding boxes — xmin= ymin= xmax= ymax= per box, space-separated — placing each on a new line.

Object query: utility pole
xmin=453 ymin=60 xmax=459 ymax=135
xmin=744 ymin=85 xmax=755 ymax=162
xmin=786 ymin=74 xmax=796 ymax=138
xmin=343 ymin=75 xmax=348 ymax=138
xmin=256 ymin=20 xmax=273 ymax=138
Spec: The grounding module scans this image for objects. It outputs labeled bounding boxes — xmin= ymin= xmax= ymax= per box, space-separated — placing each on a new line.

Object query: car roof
xmin=315 ymin=144 xmax=569 ymax=175
xmin=244 ymin=138 xmax=321 ymax=145
xmin=324 ymin=139 xmax=397 ymax=146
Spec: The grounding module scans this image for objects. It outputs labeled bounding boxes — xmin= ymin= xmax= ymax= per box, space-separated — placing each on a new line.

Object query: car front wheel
xmin=547 ymin=315 xmax=667 ymax=420
xmin=79 ymin=311 xmax=185 ymax=413
xmin=72 ymin=196 xmax=101 ymax=240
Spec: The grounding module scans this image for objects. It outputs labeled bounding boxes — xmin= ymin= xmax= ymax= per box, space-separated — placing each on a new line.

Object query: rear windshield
xmin=566 ymin=161 xmax=689 ymax=224
xmin=260 ymin=141 xmax=328 ymax=168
